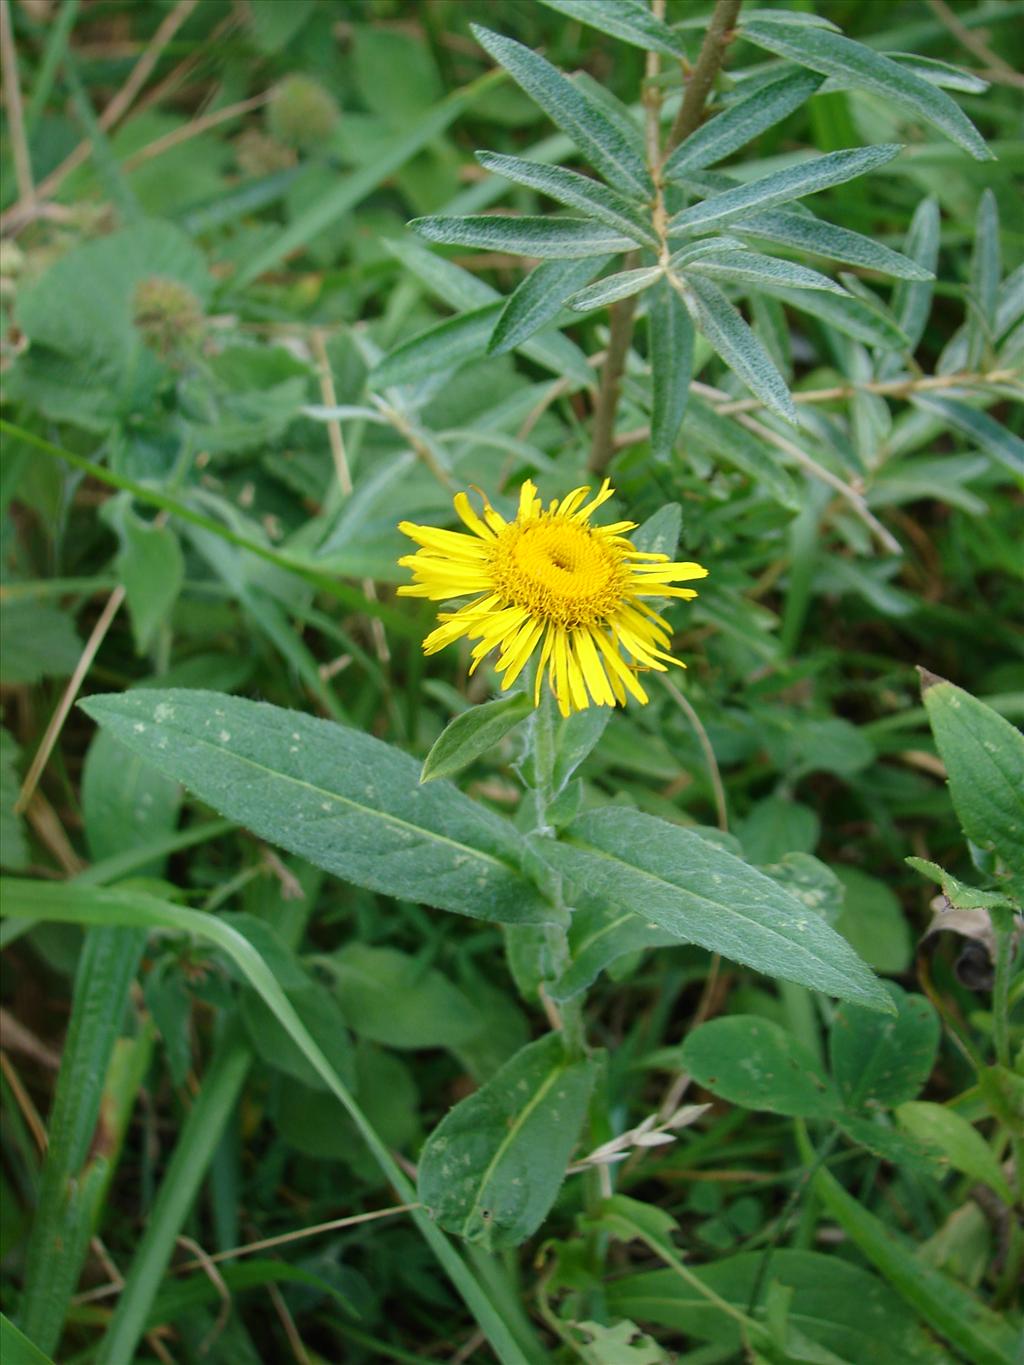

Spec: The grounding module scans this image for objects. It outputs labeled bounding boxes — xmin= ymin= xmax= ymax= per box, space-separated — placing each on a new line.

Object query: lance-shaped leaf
xmin=373 ymin=303 xmax=502 ymax=387
xmin=682 ymin=274 xmax=799 ymax=424
xmin=755 ymin=280 xmax=908 ymax=350
xmin=476 ymin=151 xmax=657 ymax=246
xmin=739 ymin=19 xmax=992 ymax=162
xmin=531 ymin=809 xmax=892 ymax=1009
xmin=733 ymin=207 xmax=933 ymax=280
xmin=538 ymin=0 xmax=689 ymax=58
xmin=920 ymin=674 xmax=1024 ymax=880
xmin=967 ymin=188 xmax=1000 ymax=368
xmin=418 ymin=1033 xmax=597 ymax=1249
xmin=685 ymin=396 xmax=800 ymax=509
xmin=666 ymin=70 xmax=825 ymax=178
xmin=912 ymin=394 xmax=1024 ymax=478
xmin=412 ymin=214 xmax=635 ymax=259
xmin=668 ymin=144 xmax=902 ymax=237
xmin=648 ymin=279 xmax=694 ymax=460
xmin=890 ymin=196 xmax=940 ymax=356
xmin=684 ymin=248 xmax=848 ymax=295
xmin=551 ymin=902 xmax=678 ymax=1002
xmin=79 ymin=690 xmax=555 ymax=925
xmin=489 ymin=256 xmax=611 ymax=355
xmin=568 ymin=266 xmax=662 ymax=312
xmin=421 ymin=693 xmax=532 ymax=783
xmin=682 ymin=1016 xmax=840 ymax=1118
xmin=471 ymin=25 xmax=653 ymax=198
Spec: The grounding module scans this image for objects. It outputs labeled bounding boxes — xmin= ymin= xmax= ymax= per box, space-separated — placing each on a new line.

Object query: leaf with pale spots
xmin=79 ymin=690 xmax=554 ymax=926
xmin=418 ymin=1033 xmax=597 ymax=1249
xmin=531 ymin=809 xmax=893 ymax=1010
xmin=682 ymin=1016 xmax=839 ymax=1118
xmin=830 ymin=984 xmax=939 ymax=1110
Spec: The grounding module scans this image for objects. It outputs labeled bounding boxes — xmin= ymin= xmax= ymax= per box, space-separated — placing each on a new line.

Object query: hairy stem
xmin=588 ymin=0 xmax=742 ymax=473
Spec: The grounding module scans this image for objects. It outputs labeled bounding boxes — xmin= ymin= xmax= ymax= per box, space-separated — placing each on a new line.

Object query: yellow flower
xmin=398 ymin=479 xmax=708 ymax=717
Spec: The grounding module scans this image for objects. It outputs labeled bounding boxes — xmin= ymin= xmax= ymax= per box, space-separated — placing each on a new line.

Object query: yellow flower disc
xmin=397 ymin=479 xmax=708 ymax=717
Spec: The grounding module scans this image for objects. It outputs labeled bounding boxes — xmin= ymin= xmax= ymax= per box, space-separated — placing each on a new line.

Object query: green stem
xmin=991 ymin=917 xmax=1015 ymax=1069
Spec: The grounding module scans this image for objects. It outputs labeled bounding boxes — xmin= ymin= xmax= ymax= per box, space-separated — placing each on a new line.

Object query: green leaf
xmin=330 ymin=943 xmax=482 ymax=1049
xmin=666 ymin=70 xmax=825 ymax=177
xmin=607 ymin=1250 xmax=945 ymax=1365
xmin=830 ymin=984 xmax=939 ymax=1110
xmin=412 ymin=214 xmax=635 ymax=259
xmin=805 ymin=1156 xmax=1017 ymax=1365
xmin=668 ymin=146 xmax=902 ymax=237
xmin=648 ymin=279 xmax=694 ymax=460
xmin=0 ymin=601 xmax=81 ymax=684
xmin=921 ymin=674 xmax=1024 ymax=880
xmin=733 ymin=207 xmax=934 ymax=280
xmin=417 ymin=1032 xmax=596 ymax=1249
xmin=81 ymin=730 xmax=181 ymax=875
xmin=682 ymin=275 xmax=799 ymax=424
xmin=756 ymin=281 xmax=908 ymax=350
xmin=102 ymin=498 xmax=185 ymax=655
xmin=832 ymin=865 xmax=913 ymax=975
xmin=537 ymin=0 xmax=688 ymax=58
xmin=569 ymin=266 xmax=663 ymax=311
xmin=372 ymin=303 xmax=501 ymax=387
xmin=684 ymin=248 xmax=848 ymax=294
xmin=240 ymin=979 xmax=355 ymax=1091
xmin=1 ymin=1314 xmax=57 ymax=1365
xmin=489 ymin=255 xmax=612 ymax=355
xmin=471 ymin=26 xmax=653 ymax=198
xmin=0 ymin=729 xmax=29 ymax=870
xmin=906 ymin=856 xmax=1013 ymax=912
xmin=890 ymin=196 xmax=940 ymax=355
xmin=897 ymin=1102 xmax=1015 ymax=1203
xmin=79 ymin=690 xmax=554 ymax=926
xmin=532 ymin=809 xmax=892 ymax=1009
xmin=739 ymin=19 xmax=992 ymax=162
xmin=685 ymin=396 xmax=800 ymax=509
xmin=682 ymin=1016 xmax=839 ymax=1118
xmin=422 ymin=693 xmax=532 ymax=783
xmin=552 ymin=902 xmax=677 ymax=1001
xmin=911 ymin=395 xmax=1024 ymax=478
xmin=476 ymin=152 xmax=657 ymax=246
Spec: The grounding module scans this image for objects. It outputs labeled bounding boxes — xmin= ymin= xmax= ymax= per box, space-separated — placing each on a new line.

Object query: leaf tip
xmin=917 ymin=665 xmax=948 ymax=696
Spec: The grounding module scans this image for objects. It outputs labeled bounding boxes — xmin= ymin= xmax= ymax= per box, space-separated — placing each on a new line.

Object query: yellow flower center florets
xmin=489 ymin=513 xmax=627 ymax=629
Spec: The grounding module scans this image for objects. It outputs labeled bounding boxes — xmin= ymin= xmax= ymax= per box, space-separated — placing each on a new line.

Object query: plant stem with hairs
xmin=588 ymin=0 xmax=743 ymax=473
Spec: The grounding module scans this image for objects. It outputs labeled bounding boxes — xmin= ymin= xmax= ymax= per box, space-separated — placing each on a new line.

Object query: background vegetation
xmin=0 ymin=1 xmax=1021 ymax=1362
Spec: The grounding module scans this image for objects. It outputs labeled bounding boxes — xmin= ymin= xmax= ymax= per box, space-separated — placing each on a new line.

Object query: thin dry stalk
xmin=660 ymin=676 xmax=728 ymax=832
xmin=0 ymin=0 xmax=33 ymax=204
xmin=2 ymin=0 xmax=199 ymax=232
xmin=310 ymin=329 xmax=391 ymax=663
xmin=122 ymin=91 xmax=271 ymax=171
xmin=926 ymin=0 xmax=1024 ymax=88
xmin=15 ymin=586 xmax=126 ymax=815
xmin=0 ymin=1049 xmax=48 ymax=1152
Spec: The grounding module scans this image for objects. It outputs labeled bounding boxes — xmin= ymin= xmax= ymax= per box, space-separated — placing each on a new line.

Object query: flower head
xmin=398 ymin=480 xmax=708 ymax=717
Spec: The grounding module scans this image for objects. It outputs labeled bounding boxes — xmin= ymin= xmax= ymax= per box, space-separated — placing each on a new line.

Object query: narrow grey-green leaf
xmin=532 ymin=809 xmax=892 ymax=1009
xmin=891 ymin=195 xmax=940 ymax=355
xmin=537 ymin=0 xmax=689 ymax=58
xmin=412 ymin=214 xmax=635 ymax=258
xmin=648 ymin=279 xmax=694 ymax=460
xmin=967 ymin=188 xmax=1000 ymax=367
xmin=668 ymin=236 xmax=748 ymax=269
xmin=682 ymin=274 xmax=799 ymax=423
xmin=421 ymin=693 xmax=532 ymax=783
xmin=476 ymin=151 xmax=655 ymax=244
xmin=489 ymin=256 xmax=611 ymax=355
xmin=668 ymin=145 xmax=902 ymax=237
xmin=830 ymin=984 xmax=940 ymax=1110
xmin=568 ymin=266 xmax=662 ymax=312
xmin=686 ymin=396 xmax=799 ymax=509
xmin=874 ymin=52 xmax=991 ymax=95
xmin=373 ymin=304 xmax=501 ymax=387
xmin=418 ymin=1032 xmax=596 ymax=1249
xmin=79 ymin=690 xmax=553 ymax=925
xmin=685 ymin=248 xmax=847 ymax=295
xmin=471 ymin=26 xmax=653 ymax=197
xmin=666 ymin=70 xmax=824 ymax=178
xmin=739 ymin=20 xmax=992 ymax=162
xmin=921 ymin=675 xmax=1024 ymax=879
xmin=756 ymin=280 xmax=908 ymax=350
xmin=734 ymin=208 xmax=933 ymax=280
xmin=911 ymin=394 xmax=1024 ymax=477
xmin=682 ymin=1015 xmax=839 ymax=1117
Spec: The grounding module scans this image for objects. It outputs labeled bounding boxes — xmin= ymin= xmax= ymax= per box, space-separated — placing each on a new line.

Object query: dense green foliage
xmin=1 ymin=1 xmax=1021 ymax=1363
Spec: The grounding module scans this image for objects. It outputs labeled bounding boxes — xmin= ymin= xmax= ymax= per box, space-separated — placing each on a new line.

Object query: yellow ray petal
xmin=453 ymin=491 xmax=496 ymax=541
